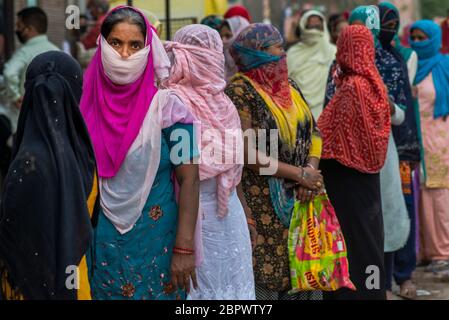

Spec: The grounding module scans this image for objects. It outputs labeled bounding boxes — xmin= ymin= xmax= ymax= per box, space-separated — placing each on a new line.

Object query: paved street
xmin=392 ymin=266 xmax=449 ymax=300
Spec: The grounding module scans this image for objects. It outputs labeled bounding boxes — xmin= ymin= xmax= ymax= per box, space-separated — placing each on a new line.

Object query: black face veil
xmin=0 ymin=51 xmax=97 ymax=300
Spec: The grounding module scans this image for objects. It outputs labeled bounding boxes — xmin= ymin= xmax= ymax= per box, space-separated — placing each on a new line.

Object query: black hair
xmin=328 ymin=13 xmax=341 ymax=28
xmin=219 ymin=20 xmax=231 ymax=32
xmin=17 ymin=7 xmax=48 ymax=34
xmin=100 ymin=7 xmax=146 ymax=39
xmin=328 ymin=13 xmax=346 ymax=33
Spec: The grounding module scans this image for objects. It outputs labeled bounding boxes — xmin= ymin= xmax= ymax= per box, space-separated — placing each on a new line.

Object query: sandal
xmin=397 ymin=280 xmax=417 ymax=300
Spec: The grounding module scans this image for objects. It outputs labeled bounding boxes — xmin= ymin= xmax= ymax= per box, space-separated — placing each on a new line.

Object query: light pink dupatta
xmin=164 ymin=25 xmax=243 ymax=218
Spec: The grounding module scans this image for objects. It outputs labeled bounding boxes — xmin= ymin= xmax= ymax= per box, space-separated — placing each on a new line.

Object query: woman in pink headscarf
xmin=80 ymin=6 xmax=200 ymax=300
xmin=164 ymin=24 xmax=256 ymax=300
xmin=219 ymin=16 xmax=250 ymax=82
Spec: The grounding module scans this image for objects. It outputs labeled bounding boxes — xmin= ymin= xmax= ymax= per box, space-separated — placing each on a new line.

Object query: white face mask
xmin=100 ymin=36 xmax=151 ymax=85
xmin=302 ymin=28 xmax=325 ymax=45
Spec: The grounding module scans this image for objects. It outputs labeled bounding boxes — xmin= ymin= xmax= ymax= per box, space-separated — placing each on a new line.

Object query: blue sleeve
xmin=162 ymin=123 xmax=199 ymax=166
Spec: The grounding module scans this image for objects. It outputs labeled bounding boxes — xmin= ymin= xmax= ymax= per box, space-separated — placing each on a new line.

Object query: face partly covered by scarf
xmin=410 ymin=20 xmax=449 ymax=118
xmin=378 ymin=2 xmax=400 ymax=47
xmin=318 ymin=25 xmax=391 ymax=174
xmin=298 ymin=10 xmax=330 ymax=46
xmin=164 ymin=24 xmax=243 ymax=218
xmin=287 ymin=10 xmax=336 ymax=118
xmin=231 ymin=23 xmax=293 ymax=109
xmin=80 ymin=6 xmax=163 ymax=178
xmin=222 ymin=16 xmax=250 ymax=81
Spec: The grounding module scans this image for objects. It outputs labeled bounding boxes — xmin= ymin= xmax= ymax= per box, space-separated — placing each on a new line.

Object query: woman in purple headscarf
xmin=80 ymin=6 xmax=200 ymax=300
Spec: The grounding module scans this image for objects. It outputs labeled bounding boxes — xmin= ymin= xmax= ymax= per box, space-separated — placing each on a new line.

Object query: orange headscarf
xmin=318 ymin=25 xmax=391 ymax=173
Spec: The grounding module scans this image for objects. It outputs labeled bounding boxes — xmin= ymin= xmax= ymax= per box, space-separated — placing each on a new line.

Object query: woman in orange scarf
xmin=318 ymin=25 xmax=391 ymax=300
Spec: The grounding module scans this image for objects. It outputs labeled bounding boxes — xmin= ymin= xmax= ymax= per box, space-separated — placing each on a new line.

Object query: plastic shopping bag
xmin=288 ymin=193 xmax=356 ymax=292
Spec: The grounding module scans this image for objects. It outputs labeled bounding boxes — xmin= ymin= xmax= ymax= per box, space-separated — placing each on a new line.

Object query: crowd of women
xmin=0 ymin=2 xmax=448 ymax=300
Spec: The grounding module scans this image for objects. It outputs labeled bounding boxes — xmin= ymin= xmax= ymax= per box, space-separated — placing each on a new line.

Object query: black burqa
xmin=0 ymin=51 xmax=97 ymax=300
xmin=378 ymin=4 xmax=421 ymax=162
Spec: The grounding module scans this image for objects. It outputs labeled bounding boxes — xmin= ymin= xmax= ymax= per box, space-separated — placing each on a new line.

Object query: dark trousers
xmin=385 ymin=184 xmax=417 ymax=290
xmin=321 ymin=159 xmax=386 ymax=300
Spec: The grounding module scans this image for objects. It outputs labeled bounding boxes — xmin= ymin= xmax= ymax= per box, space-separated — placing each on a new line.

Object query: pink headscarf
xmin=164 ymin=25 xmax=243 ymax=218
xmin=80 ymin=6 xmax=158 ymax=178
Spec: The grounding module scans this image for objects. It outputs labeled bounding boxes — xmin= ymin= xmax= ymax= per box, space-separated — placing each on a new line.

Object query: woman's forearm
xmin=174 ymin=164 xmax=200 ymax=249
xmin=244 ymin=147 xmax=323 ymax=192
xmin=244 ymin=143 xmax=301 ymax=181
xmin=308 ymin=157 xmax=320 ymax=170
xmin=247 ymin=158 xmax=301 ymax=181
xmin=237 ymin=183 xmax=252 ymax=219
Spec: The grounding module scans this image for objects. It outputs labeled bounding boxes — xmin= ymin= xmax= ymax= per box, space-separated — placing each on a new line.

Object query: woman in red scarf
xmin=318 ymin=25 xmax=391 ymax=300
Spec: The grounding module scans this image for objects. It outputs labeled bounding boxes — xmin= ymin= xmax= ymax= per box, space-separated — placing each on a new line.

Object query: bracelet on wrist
xmin=173 ymin=250 xmax=194 ymax=255
xmin=300 ymin=167 xmax=308 ymax=181
xmin=173 ymin=246 xmax=195 ymax=255
xmin=247 ymin=218 xmax=256 ymax=227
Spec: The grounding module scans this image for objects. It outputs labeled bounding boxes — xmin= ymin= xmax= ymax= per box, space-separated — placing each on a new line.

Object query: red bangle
xmin=247 ymin=218 xmax=256 ymax=227
xmin=173 ymin=247 xmax=195 ymax=255
xmin=173 ymin=246 xmax=194 ymax=252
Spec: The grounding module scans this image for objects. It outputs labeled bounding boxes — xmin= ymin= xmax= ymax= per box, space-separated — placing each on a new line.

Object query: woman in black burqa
xmin=0 ymin=51 xmax=98 ymax=300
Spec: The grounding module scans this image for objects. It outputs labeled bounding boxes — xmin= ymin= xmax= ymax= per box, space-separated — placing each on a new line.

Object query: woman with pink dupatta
xmin=80 ymin=6 xmax=200 ymax=300
xmin=164 ymin=25 xmax=256 ymax=300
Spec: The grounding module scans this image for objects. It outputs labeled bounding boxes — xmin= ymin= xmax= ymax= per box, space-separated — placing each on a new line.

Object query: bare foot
xmin=398 ymin=280 xmax=417 ymax=300
xmin=386 ymin=290 xmax=394 ymax=300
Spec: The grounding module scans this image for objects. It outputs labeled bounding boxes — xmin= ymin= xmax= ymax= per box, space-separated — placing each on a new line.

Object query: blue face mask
xmin=410 ymin=37 xmax=439 ymax=60
xmin=409 ymin=20 xmax=449 ymax=119
xmin=409 ymin=21 xmax=442 ymax=60
xmin=231 ymin=43 xmax=282 ymax=72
